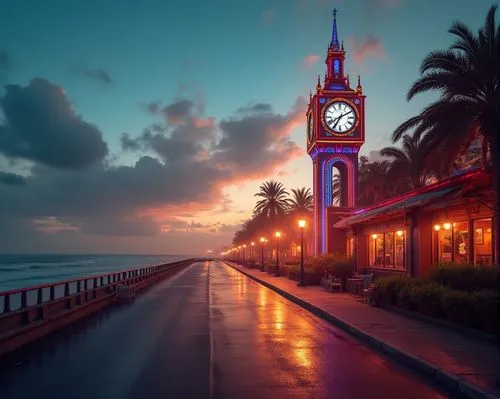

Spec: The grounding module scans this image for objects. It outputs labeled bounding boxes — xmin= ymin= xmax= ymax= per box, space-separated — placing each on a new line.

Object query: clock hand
xmin=332 ymin=111 xmax=353 ymax=129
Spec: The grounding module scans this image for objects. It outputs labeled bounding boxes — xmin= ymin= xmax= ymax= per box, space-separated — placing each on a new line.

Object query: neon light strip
xmin=319 ymin=155 xmax=355 ymax=253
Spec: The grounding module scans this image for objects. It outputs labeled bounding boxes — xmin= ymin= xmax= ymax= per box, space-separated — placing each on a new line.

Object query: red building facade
xmin=334 ymin=169 xmax=495 ymax=277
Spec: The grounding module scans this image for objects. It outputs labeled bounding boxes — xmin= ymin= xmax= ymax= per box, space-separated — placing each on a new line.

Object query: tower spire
xmin=330 ymin=8 xmax=340 ymax=50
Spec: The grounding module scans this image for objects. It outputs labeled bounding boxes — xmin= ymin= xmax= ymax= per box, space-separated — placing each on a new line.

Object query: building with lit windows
xmin=333 ymin=169 xmax=494 ymax=277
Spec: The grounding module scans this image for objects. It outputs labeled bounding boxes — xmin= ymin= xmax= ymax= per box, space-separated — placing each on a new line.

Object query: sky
xmin=0 ymin=0 xmax=493 ymax=255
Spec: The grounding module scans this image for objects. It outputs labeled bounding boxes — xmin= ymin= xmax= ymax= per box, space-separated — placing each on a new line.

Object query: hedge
xmin=370 ymin=267 xmax=500 ymax=335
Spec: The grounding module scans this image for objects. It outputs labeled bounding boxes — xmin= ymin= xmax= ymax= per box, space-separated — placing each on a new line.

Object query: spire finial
xmin=316 ymin=74 xmax=322 ymax=93
xmin=356 ymin=75 xmax=363 ymax=93
xmin=330 ymin=8 xmax=340 ymax=50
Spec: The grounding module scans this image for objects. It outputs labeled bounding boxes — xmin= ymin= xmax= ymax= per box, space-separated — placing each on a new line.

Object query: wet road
xmin=0 ymin=261 xmax=448 ymax=399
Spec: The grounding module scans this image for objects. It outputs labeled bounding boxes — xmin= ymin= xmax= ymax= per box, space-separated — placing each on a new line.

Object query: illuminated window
xmin=395 ymin=231 xmax=405 ymax=269
xmin=384 ymin=232 xmax=394 ymax=267
xmin=369 ymin=231 xmax=406 ymax=269
xmin=437 ymin=228 xmax=452 ymax=264
xmin=474 ymin=218 xmax=493 ymax=265
xmin=453 ymin=222 xmax=469 ymax=264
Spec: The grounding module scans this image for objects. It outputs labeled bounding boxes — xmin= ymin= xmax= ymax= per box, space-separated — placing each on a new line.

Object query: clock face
xmin=307 ymin=113 xmax=313 ymax=142
xmin=323 ymin=101 xmax=357 ymax=135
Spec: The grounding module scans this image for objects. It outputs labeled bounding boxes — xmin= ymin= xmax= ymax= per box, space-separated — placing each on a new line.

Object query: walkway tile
xmin=228 ymin=263 xmax=500 ymax=397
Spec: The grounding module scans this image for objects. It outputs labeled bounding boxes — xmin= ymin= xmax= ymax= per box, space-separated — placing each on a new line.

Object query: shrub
xmin=470 ymin=290 xmax=500 ymax=334
xmin=373 ymin=276 xmax=418 ymax=306
xmin=441 ymin=289 xmax=473 ymax=327
xmin=396 ymin=280 xmax=422 ymax=311
xmin=410 ymin=283 xmax=446 ymax=318
xmin=428 ymin=264 xmax=500 ymax=293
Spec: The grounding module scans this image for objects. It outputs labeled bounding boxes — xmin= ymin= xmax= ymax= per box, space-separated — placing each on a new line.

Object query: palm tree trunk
xmin=491 ymin=133 xmax=500 ymax=266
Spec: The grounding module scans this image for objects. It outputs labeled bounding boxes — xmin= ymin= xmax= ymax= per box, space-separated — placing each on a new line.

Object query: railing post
xmin=21 ymin=291 xmax=27 ymax=309
xmin=64 ymin=283 xmax=71 ymax=309
xmin=50 ymin=286 xmax=55 ymax=301
xmin=93 ymin=278 xmax=97 ymax=298
xmin=37 ymin=288 xmax=43 ymax=305
xmin=84 ymin=280 xmax=88 ymax=301
xmin=4 ymin=294 xmax=11 ymax=313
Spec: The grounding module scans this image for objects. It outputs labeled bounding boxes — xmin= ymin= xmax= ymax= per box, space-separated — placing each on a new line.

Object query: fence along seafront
xmin=0 ymin=258 xmax=198 ymax=357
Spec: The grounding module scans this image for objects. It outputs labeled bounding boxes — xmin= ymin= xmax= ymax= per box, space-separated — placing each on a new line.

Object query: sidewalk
xmin=226 ymin=262 xmax=500 ymax=399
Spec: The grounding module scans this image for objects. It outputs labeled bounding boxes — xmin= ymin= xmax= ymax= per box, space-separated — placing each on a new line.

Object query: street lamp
xmin=243 ymin=244 xmax=247 ymax=262
xmin=238 ymin=246 xmax=241 ymax=263
xmin=298 ymin=219 xmax=306 ymax=286
xmin=260 ymin=237 xmax=265 ymax=272
xmin=251 ymin=242 xmax=255 ymax=263
xmin=275 ymin=231 xmax=281 ymax=276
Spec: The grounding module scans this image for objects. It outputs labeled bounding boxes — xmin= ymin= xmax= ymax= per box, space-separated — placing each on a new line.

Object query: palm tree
xmin=392 ymin=5 xmax=500 ymax=263
xmin=332 ymin=174 xmax=341 ymax=206
xmin=287 ymin=187 xmax=314 ymax=214
xmin=380 ymin=134 xmax=435 ymax=190
xmin=357 ymin=160 xmax=392 ymax=206
xmin=254 ymin=181 xmax=289 ymax=218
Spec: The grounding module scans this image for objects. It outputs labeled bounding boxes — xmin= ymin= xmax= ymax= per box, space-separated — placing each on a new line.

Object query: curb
xmin=224 ymin=261 xmax=499 ymax=399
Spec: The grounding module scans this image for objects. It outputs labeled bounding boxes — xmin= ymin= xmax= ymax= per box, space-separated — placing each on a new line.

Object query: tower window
xmin=333 ymin=59 xmax=340 ymax=75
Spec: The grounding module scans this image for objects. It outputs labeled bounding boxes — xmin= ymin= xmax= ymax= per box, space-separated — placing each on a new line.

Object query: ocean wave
xmin=29 ymin=260 xmax=97 ymax=269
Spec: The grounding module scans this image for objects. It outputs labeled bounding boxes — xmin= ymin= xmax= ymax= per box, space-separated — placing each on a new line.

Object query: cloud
xmin=348 ymin=36 xmax=387 ymax=65
xmin=302 ymin=54 xmax=320 ymax=69
xmin=121 ymin=132 xmax=141 ymax=151
xmin=0 ymin=81 xmax=305 ymax=252
xmin=261 ymin=9 xmax=276 ymax=24
xmin=0 ymin=78 xmax=108 ymax=169
xmin=0 ymin=171 xmax=26 ymax=185
xmin=162 ymin=99 xmax=193 ymax=125
xmin=146 ymin=101 xmax=162 ymax=114
xmin=236 ymin=103 xmax=273 ymax=114
xmin=213 ymin=96 xmax=306 ymax=179
xmin=83 ymin=68 xmax=113 ymax=85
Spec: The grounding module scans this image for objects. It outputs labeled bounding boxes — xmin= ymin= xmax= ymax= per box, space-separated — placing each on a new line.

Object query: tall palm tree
xmin=380 ymin=134 xmax=435 ymax=190
xmin=287 ymin=187 xmax=314 ymax=214
xmin=254 ymin=181 xmax=289 ymax=218
xmin=392 ymin=5 xmax=500 ymax=263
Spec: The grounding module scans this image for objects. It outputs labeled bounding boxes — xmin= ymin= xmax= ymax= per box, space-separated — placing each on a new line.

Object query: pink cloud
xmin=302 ymin=54 xmax=320 ymax=69
xmin=348 ymin=36 xmax=387 ymax=65
xmin=194 ymin=117 xmax=215 ymax=129
xmin=261 ymin=9 xmax=276 ymax=24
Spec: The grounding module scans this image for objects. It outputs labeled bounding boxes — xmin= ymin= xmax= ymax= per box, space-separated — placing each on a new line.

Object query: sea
xmin=0 ymin=254 xmax=193 ymax=292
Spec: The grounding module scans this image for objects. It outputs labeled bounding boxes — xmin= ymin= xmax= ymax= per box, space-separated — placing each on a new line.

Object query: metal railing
xmin=0 ymin=259 xmax=194 ymax=316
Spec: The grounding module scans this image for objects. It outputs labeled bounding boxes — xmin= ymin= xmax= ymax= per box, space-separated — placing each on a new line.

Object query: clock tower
xmin=307 ymin=9 xmax=365 ymax=255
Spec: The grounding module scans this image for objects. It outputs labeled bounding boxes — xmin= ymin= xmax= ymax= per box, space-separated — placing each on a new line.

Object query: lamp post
xmin=237 ymin=246 xmax=241 ymax=263
xmin=260 ymin=237 xmax=265 ymax=272
xmin=275 ymin=231 xmax=281 ymax=276
xmin=251 ymin=242 xmax=255 ymax=263
xmin=243 ymin=244 xmax=247 ymax=262
xmin=298 ymin=219 xmax=306 ymax=286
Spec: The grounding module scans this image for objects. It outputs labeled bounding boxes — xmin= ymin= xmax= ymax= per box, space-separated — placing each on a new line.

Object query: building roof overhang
xmin=333 ymin=169 xmax=492 ymax=229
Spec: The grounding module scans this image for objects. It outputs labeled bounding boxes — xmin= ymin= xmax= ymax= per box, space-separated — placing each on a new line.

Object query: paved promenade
xmin=0 ymin=261 xmax=448 ymax=399
xmin=227 ymin=262 xmax=500 ymax=398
